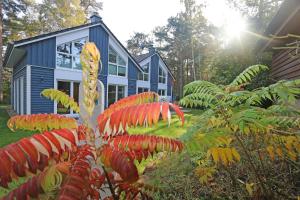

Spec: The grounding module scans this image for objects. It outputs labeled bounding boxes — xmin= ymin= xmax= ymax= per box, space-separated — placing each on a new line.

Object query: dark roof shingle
xmin=133 ymin=52 xmax=156 ymax=63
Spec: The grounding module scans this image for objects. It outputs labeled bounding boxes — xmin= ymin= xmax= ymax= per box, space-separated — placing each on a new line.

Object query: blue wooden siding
xmin=89 ymin=25 xmax=109 ymax=106
xmin=167 ymin=73 xmax=172 ymax=96
xmin=150 ymin=54 xmax=159 ymax=92
xmin=22 ymin=37 xmax=56 ymax=68
xmin=12 ymin=66 xmax=27 ymax=114
xmin=31 ymin=66 xmax=54 ymax=114
xmin=12 ymin=37 xmax=56 ymax=114
xmin=128 ymin=59 xmax=138 ymax=95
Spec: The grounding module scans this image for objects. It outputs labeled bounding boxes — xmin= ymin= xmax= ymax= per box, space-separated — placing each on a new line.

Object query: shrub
xmin=180 ymin=64 xmax=300 ymax=199
xmin=0 ymin=43 xmax=185 ymax=199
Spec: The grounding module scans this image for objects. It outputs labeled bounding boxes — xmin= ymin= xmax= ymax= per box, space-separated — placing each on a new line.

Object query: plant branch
xmin=102 ymin=165 xmax=118 ymax=200
xmin=234 ymin=132 xmax=269 ymax=196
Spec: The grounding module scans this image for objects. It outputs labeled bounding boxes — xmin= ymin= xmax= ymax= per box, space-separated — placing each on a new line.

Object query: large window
xmin=138 ymin=63 xmax=149 ymax=81
xmin=158 ymin=66 xmax=166 ymax=84
xmin=158 ymin=89 xmax=166 ymax=96
xmin=108 ymin=85 xmax=125 ymax=106
xmin=137 ymin=87 xmax=149 ymax=94
xmin=108 ymin=46 xmax=127 ymax=77
xmin=56 ymin=37 xmax=87 ymax=70
xmin=57 ymin=81 xmax=80 ymax=114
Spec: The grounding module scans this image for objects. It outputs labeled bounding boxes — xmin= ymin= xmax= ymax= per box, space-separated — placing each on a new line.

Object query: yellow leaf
xmin=266 ymin=146 xmax=275 ymax=161
xmin=219 ymin=148 xmax=228 ymax=166
xmin=275 ymin=147 xmax=283 ymax=158
xmin=217 ymin=136 xmax=232 ymax=147
xmin=288 ymin=150 xmax=297 ymax=161
xmin=243 ymin=127 xmax=250 ymax=135
xmin=225 ymin=148 xmax=233 ymax=164
xmin=246 ymin=183 xmax=255 ymax=196
xmin=195 ymin=166 xmax=216 ymax=185
xmin=231 ymin=148 xmax=241 ymax=162
xmin=211 ymin=148 xmax=220 ymax=164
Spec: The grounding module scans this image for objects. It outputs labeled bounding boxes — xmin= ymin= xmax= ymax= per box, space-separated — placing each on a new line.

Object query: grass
xmin=0 ymin=104 xmax=35 ymax=197
xmin=128 ymin=109 xmax=203 ymax=138
xmin=0 ymin=105 xmax=35 ymax=147
xmin=128 ymin=109 xmax=203 ymax=175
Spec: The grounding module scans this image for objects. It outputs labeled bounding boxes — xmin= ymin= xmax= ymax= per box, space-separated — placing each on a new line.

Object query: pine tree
xmin=126 ymin=32 xmax=153 ymax=56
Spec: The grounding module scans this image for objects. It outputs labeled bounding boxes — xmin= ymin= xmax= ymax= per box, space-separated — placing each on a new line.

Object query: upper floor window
xmin=138 ymin=63 xmax=149 ymax=81
xmin=158 ymin=66 xmax=166 ymax=84
xmin=108 ymin=46 xmax=127 ymax=77
xmin=56 ymin=37 xmax=87 ymax=70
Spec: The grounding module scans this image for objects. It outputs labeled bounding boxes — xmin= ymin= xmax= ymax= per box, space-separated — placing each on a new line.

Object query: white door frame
xmin=16 ymin=78 xmax=20 ymax=114
xmin=20 ymin=77 xmax=24 ymax=115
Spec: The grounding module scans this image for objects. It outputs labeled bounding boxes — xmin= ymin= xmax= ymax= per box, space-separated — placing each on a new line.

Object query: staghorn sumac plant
xmin=181 ymin=65 xmax=300 ymax=199
xmin=0 ymin=42 xmax=184 ymax=200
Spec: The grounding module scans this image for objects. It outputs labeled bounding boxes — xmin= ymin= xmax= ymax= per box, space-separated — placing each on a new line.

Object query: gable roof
xmin=4 ymin=21 xmax=143 ymax=72
xmin=255 ymin=0 xmax=300 ymax=53
xmin=133 ymin=52 xmax=156 ymax=63
xmin=134 ymin=51 xmax=175 ymax=80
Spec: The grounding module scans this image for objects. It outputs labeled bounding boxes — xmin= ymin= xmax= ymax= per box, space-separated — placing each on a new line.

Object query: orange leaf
xmin=7 ymin=114 xmax=77 ymax=132
xmin=98 ymin=102 xmax=185 ymax=136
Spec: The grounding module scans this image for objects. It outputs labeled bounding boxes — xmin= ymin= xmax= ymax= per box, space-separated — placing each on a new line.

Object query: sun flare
xmin=225 ymin=17 xmax=246 ymax=39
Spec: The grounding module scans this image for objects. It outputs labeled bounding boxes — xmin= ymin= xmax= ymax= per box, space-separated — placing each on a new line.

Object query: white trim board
xmin=107 ymin=76 xmax=128 ymax=86
xmin=56 ymin=29 xmax=89 ymax=45
xmin=14 ymin=23 xmax=101 ymax=47
xmin=26 ymin=65 xmax=31 ymax=114
xmin=54 ymin=68 xmax=83 ymax=82
xmin=20 ymin=77 xmax=24 ymax=115
xmin=137 ymin=80 xmax=150 ymax=89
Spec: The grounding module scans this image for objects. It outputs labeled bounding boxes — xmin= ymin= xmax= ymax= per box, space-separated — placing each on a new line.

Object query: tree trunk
xmin=191 ymin=39 xmax=196 ymax=81
xmin=0 ymin=2 xmax=3 ymax=103
xmin=177 ymin=54 xmax=184 ymax=98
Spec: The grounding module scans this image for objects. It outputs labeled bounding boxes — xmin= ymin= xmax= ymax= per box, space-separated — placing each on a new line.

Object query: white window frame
xmin=158 ymin=65 xmax=167 ymax=84
xmin=108 ymin=46 xmax=127 ymax=77
xmin=107 ymin=84 xmax=127 ymax=107
xmin=138 ymin=62 xmax=150 ymax=81
xmin=56 ymin=37 xmax=88 ymax=71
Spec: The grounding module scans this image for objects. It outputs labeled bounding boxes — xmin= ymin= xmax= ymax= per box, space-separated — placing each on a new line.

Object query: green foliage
xmin=180 ymin=64 xmax=300 ymax=199
xmin=229 ymin=64 xmax=269 ymax=86
xmin=145 ymin=152 xmax=203 ymax=200
xmin=180 ymin=65 xmax=300 ymax=109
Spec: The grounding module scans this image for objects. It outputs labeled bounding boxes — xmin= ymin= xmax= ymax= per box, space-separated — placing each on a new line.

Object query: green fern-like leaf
xmin=261 ymin=116 xmax=300 ymax=129
xmin=230 ymin=65 xmax=269 ymax=86
xmin=267 ymin=105 xmax=300 ymax=116
xmin=183 ymin=80 xmax=223 ymax=96
xmin=180 ymin=93 xmax=218 ymax=108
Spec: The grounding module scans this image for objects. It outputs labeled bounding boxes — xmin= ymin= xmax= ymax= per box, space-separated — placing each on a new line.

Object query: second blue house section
xmin=4 ymin=14 xmax=175 ymax=116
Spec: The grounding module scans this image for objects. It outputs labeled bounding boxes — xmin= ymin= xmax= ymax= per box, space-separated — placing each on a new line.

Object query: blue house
xmin=4 ymin=14 xmax=175 ymax=115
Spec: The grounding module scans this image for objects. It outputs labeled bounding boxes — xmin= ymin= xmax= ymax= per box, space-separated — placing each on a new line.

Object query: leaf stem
xmin=234 ymin=132 xmax=269 ymax=196
xmin=102 ymin=166 xmax=118 ymax=200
